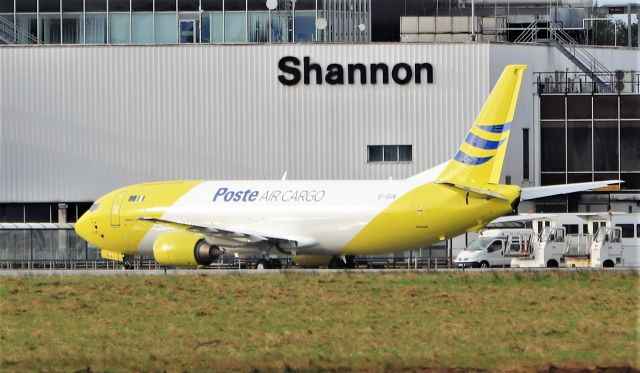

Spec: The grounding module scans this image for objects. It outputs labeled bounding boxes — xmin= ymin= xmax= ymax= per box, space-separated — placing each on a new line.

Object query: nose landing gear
xmin=119 ymin=255 xmax=134 ymax=270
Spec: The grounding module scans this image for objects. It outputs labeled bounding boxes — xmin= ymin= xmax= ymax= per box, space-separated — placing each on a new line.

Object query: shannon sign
xmin=278 ymin=56 xmax=434 ymax=86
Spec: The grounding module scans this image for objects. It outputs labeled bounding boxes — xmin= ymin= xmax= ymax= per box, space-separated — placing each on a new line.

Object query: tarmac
xmin=0 ymin=267 xmax=638 ymax=276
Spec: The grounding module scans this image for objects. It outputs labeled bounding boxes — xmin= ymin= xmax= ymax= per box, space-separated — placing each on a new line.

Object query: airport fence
xmin=0 ymin=224 xmax=103 ymax=269
xmin=0 ymin=225 xmax=454 ymax=270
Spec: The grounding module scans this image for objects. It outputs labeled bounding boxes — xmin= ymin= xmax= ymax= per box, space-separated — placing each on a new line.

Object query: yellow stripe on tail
xmin=437 ymin=65 xmax=527 ymax=187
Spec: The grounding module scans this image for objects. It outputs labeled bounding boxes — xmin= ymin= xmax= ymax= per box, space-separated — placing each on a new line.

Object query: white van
xmin=454 ymin=229 xmax=532 ymax=268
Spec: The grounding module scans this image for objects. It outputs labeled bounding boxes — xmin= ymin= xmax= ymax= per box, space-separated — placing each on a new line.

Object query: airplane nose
xmin=75 ymin=211 xmax=93 ymax=243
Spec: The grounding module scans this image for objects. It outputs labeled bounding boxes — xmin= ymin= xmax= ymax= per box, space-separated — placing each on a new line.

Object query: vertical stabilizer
xmin=437 ymin=65 xmax=527 ymax=187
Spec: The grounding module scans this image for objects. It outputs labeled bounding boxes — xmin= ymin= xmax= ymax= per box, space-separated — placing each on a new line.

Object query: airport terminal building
xmin=0 ymin=0 xmax=639 ymax=226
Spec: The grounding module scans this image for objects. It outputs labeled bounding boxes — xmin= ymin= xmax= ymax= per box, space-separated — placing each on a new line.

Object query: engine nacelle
xmin=152 ymin=232 xmax=222 ymax=267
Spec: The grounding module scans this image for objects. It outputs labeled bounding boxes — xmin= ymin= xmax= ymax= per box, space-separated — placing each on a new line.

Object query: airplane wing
xmin=137 ymin=217 xmax=315 ymax=250
xmin=520 ymin=180 xmax=622 ymax=201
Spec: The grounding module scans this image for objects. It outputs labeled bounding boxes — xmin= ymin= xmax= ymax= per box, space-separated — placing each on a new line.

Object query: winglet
xmin=436 ymin=65 xmax=527 ymax=188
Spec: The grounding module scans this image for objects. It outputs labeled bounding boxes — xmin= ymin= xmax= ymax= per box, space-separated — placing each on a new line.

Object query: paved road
xmin=0 ymin=267 xmax=638 ymax=276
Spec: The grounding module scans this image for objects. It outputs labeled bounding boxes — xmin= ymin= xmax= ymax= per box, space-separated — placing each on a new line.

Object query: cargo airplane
xmin=74 ymin=65 xmax=620 ymax=269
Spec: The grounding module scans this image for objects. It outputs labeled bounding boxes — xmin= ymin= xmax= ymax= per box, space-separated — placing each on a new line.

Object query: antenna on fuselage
xmin=281 ymin=171 xmax=288 ymax=181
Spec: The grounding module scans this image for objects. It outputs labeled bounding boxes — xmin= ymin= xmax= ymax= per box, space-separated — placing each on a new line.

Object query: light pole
xmin=291 ymin=0 xmax=296 ymax=43
xmin=471 ymin=0 xmax=476 ymax=41
xmin=198 ymin=5 xmax=204 ymax=43
xmin=266 ymin=0 xmax=277 ymax=43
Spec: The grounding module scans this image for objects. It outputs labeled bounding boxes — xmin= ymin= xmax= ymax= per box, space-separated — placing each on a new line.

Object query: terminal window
xmin=368 ymin=145 xmax=412 ymax=163
xmin=540 ymin=94 xmax=640 ymax=190
xmin=1 ymin=0 xmax=370 ymax=44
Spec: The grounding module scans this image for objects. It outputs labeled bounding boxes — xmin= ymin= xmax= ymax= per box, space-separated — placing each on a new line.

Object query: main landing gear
xmin=256 ymin=258 xmax=283 ymax=270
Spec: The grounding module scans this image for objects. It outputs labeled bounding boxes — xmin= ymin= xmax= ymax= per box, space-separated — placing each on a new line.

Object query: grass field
xmin=1 ymin=271 xmax=638 ymax=372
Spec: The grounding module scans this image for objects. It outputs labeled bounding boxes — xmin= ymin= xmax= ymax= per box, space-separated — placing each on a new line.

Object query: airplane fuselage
xmin=77 ymin=178 xmax=520 ymax=258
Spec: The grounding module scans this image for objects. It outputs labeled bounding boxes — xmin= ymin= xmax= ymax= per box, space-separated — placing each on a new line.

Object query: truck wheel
xmin=480 ymin=261 xmax=489 ymax=268
xmin=603 ymin=260 xmax=615 ymax=268
xmin=546 ymin=259 xmax=558 ymax=268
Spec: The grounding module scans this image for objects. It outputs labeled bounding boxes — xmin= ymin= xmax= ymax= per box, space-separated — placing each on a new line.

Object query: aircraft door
xmin=110 ymin=191 xmax=127 ymax=227
xmin=415 ymin=205 xmax=428 ymax=230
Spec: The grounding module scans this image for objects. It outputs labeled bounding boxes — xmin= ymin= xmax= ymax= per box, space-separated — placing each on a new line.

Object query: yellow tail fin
xmin=437 ymin=65 xmax=527 ymax=187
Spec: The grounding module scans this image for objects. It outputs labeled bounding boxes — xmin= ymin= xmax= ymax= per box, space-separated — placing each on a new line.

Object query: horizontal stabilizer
xmin=436 ymin=181 xmax=509 ymax=200
xmin=490 ymin=214 xmax=559 ymax=226
xmin=520 ymin=180 xmax=622 ymax=201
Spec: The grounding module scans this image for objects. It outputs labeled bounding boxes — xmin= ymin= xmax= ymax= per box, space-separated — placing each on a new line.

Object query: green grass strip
xmin=1 ymin=271 xmax=638 ymax=372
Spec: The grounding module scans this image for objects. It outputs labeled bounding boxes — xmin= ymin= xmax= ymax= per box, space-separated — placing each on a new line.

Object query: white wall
xmin=1 ymin=43 xmax=491 ymax=202
xmin=1 ymin=42 xmax=636 ymax=203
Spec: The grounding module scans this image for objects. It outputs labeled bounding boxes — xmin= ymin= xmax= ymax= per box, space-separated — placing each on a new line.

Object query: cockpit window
xmin=128 ymin=195 xmax=145 ymax=202
xmin=89 ymin=202 xmax=100 ymax=212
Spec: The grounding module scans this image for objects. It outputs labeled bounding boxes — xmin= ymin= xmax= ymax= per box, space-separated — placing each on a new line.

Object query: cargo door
xmin=415 ymin=205 xmax=428 ymax=230
xmin=110 ymin=191 xmax=127 ymax=227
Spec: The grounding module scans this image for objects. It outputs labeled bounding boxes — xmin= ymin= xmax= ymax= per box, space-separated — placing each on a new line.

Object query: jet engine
xmin=152 ymin=232 xmax=222 ymax=267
